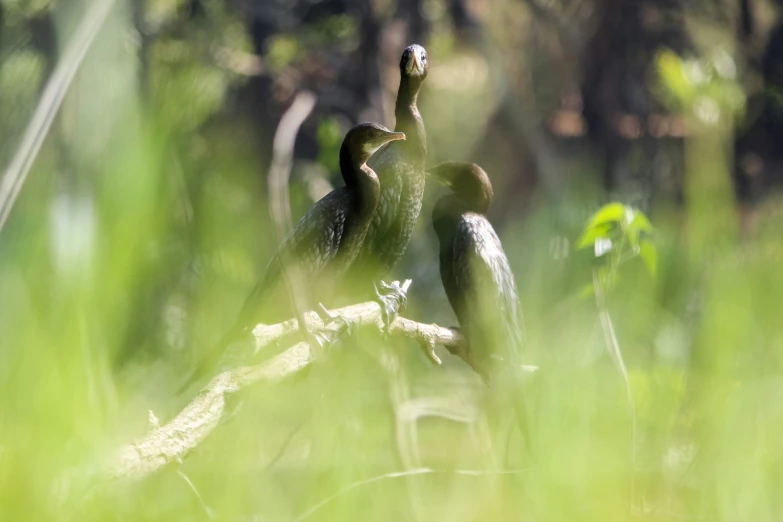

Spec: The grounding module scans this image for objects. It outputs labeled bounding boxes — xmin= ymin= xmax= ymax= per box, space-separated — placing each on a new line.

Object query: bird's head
xmin=400 ymin=44 xmax=429 ymax=80
xmin=344 ymin=122 xmax=406 ymax=165
xmin=428 ymin=162 xmax=494 ymax=214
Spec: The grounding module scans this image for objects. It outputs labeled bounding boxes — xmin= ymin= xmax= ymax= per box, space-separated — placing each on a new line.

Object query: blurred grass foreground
xmin=3 ymin=0 xmax=783 ymax=521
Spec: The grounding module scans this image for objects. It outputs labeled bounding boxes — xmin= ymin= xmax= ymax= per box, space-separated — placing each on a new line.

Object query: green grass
xmin=3 ymin=136 xmax=781 ymax=520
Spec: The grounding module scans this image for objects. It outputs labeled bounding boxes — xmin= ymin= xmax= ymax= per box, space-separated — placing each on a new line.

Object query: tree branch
xmin=108 ymin=282 xmax=466 ymax=481
xmin=267 ymin=91 xmax=317 ymax=338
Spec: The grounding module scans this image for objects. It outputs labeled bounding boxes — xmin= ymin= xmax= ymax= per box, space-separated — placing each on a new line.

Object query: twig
xmin=108 ymin=291 xmax=469 ymax=481
xmin=267 ymin=91 xmax=317 ymax=330
xmin=176 ymin=469 xmax=213 ymax=519
xmin=292 ymin=467 xmax=529 ymax=522
xmin=396 ymin=396 xmax=481 ymax=425
xmin=593 ymin=270 xmax=637 ymax=511
xmin=0 ymin=0 xmax=118 ymax=233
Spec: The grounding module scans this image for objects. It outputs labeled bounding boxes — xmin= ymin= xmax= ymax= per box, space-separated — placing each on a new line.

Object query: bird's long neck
xmin=432 ymin=194 xmax=466 ymax=248
xmin=394 ymin=76 xmax=426 ymax=162
xmin=340 ymin=146 xmax=380 ymax=214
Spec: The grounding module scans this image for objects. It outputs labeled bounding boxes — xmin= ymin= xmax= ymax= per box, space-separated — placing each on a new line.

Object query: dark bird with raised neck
xmin=430 ymin=161 xmax=530 ymax=449
xmin=177 ymin=123 xmax=405 ymax=393
xmin=346 ymin=44 xmax=429 ymax=317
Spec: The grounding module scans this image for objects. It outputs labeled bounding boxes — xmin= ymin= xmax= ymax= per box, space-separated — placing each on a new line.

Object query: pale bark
xmin=108 ymin=283 xmax=465 ymax=480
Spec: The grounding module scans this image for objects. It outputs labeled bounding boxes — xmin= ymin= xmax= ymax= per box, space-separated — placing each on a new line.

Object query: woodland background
xmin=2 ymin=0 xmax=783 ymax=520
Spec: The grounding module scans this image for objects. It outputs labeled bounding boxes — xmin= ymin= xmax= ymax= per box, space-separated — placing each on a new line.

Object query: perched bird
xmin=178 ymin=123 xmax=405 ymax=393
xmin=346 ymin=44 xmax=429 ymax=317
xmin=429 ymin=162 xmax=530 ymax=448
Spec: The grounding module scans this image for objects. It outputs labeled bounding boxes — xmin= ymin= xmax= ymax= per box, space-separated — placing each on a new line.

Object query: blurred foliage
xmin=2 ymin=0 xmax=52 ymax=22
xmin=1 ymin=0 xmax=783 ymax=521
xmin=656 ymin=47 xmax=746 ymax=127
xmin=149 ymin=0 xmax=251 ymax=132
xmin=578 ymin=203 xmax=657 ymax=293
xmin=316 ymin=116 xmax=343 ymax=174
xmin=0 ymin=49 xmax=45 ymax=158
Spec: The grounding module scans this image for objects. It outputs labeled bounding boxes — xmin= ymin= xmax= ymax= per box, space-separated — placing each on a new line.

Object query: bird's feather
xmin=450 ymin=213 xmax=524 ymax=377
xmin=234 ymin=187 xmax=356 ymax=329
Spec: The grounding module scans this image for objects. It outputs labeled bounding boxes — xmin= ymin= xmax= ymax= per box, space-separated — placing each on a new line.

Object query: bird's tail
xmin=510 ymin=368 xmax=533 ymax=455
xmin=494 ymin=362 xmax=533 ymax=458
xmin=175 ymin=259 xmax=280 ymax=397
xmin=496 ymin=322 xmax=533 ymax=457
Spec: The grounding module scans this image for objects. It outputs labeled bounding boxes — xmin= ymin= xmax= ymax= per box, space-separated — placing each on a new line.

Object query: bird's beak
xmin=366 ymin=131 xmax=405 ymax=155
xmin=411 ymin=51 xmax=421 ymax=73
xmin=385 ymin=131 xmax=406 ymax=143
xmin=427 ymin=166 xmax=453 ymax=188
xmin=376 ymin=131 xmax=405 ymax=148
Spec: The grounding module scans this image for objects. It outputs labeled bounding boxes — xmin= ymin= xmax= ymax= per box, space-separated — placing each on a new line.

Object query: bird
xmin=429 ymin=161 xmax=531 ymax=449
xmin=344 ymin=44 xmax=429 ymax=320
xmin=177 ymin=123 xmax=405 ymax=394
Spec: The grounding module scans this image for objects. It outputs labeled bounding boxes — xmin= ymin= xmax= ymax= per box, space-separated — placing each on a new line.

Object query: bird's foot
xmin=374 ymin=280 xmax=408 ymax=333
xmin=317 ymin=303 xmax=359 ymax=337
xmin=302 ymin=307 xmax=355 ymax=363
xmin=302 ymin=327 xmax=333 ymax=362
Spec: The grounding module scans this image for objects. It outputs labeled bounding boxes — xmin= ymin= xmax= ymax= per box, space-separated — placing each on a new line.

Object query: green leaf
xmin=626 ymin=228 xmax=640 ymax=249
xmin=640 ymin=240 xmax=658 ymax=276
xmin=266 ymin=35 xmax=303 ymax=73
xmin=577 ymin=222 xmax=614 ymax=250
xmin=578 ymin=203 xmax=657 ymax=284
xmin=656 ymin=49 xmax=696 ymax=105
xmin=629 ymin=211 xmax=653 ymax=233
xmin=578 ymin=203 xmax=630 ymax=253
xmin=586 ymin=203 xmax=627 ymax=230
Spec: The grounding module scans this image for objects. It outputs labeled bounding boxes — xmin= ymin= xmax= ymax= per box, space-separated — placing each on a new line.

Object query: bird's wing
xmin=282 ymin=188 xmax=351 ymax=274
xmin=452 ymin=213 xmax=524 ymax=372
xmin=452 ymin=214 xmax=530 ymax=450
xmin=176 ymin=189 xmax=354 ymax=395
xmin=237 ymin=188 xmax=351 ymax=321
